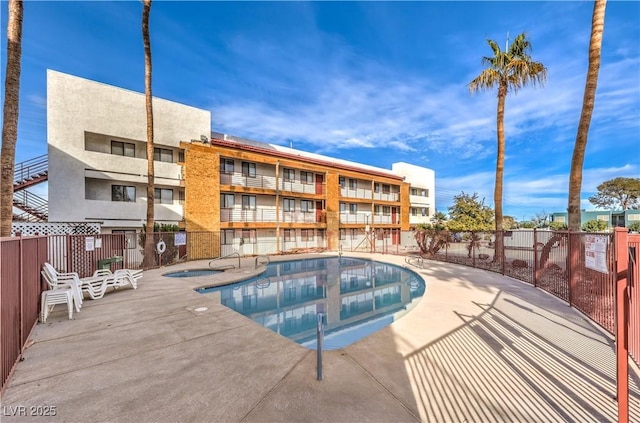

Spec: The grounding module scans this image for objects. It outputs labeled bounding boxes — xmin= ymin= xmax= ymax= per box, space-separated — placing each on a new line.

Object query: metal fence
xmin=1 ymin=236 xmax=48 ymax=394
xmin=2 ymin=228 xmax=638 ymax=397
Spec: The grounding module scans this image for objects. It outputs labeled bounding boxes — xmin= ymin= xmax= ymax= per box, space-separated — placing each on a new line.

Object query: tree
xmin=141 ymin=0 xmax=156 ymax=268
xmin=519 ymin=221 xmax=536 ymax=229
xmin=503 ymin=216 xmax=516 ymax=229
xmin=447 ymin=192 xmax=494 ymax=232
xmin=532 ymin=210 xmax=550 ymax=228
xmin=448 ymin=192 xmax=495 ymax=257
xmin=588 ymin=177 xmax=640 ymax=210
xmin=469 ymin=33 xmax=547 ymax=260
xmin=414 ymin=212 xmax=449 ymax=256
xmin=568 ymin=0 xmax=607 ymax=231
xmin=0 ymin=0 xmax=23 ymax=237
xmin=582 ymin=219 xmax=607 ymax=232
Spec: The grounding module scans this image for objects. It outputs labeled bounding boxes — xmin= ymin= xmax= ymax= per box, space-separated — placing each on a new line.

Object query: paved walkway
xmin=2 ymin=253 xmax=640 ymax=422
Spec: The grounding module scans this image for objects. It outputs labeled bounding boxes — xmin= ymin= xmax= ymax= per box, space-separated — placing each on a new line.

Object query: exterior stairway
xmin=13 ymin=154 xmax=48 ymax=222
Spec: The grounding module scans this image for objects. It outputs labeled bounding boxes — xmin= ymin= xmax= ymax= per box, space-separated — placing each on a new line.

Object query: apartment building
xmin=391 ymin=162 xmax=435 ymax=227
xmin=47 ymin=70 xmax=210 ymax=232
xmin=182 ymin=135 xmax=413 ymax=255
xmin=47 ymin=70 xmax=435 ymax=253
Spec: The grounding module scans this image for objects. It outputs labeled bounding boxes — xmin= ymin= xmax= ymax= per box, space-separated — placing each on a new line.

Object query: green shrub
xmin=549 ymin=221 xmax=568 ymax=230
xmin=628 ymin=221 xmax=640 ymax=232
xmin=581 ymin=219 xmax=608 ymax=232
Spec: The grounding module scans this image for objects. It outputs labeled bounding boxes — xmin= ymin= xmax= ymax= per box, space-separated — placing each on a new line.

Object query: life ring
xmin=156 ymin=240 xmax=166 ymax=254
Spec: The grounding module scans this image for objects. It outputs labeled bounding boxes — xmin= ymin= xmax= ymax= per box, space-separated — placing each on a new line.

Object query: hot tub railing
xmin=209 ymin=252 xmax=241 ymax=270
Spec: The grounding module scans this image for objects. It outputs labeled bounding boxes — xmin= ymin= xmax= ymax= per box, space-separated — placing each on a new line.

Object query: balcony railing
xmin=373 ymin=192 xmax=399 ymax=202
xmin=220 ymin=172 xmax=277 ymax=190
xmin=340 ymin=187 xmax=372 ymax=200
xmin=220 ymin=171 xmax=325 ymax=195
xmin=221 ymin=209 xmax=324 ymax=223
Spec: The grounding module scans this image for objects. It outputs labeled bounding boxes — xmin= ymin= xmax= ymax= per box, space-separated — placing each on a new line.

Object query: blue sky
xmin=2 ymin=1 xmax=639 ymax=221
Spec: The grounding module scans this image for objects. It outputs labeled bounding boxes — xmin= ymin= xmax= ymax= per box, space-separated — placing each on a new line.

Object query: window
xmin=178 ymin=190 xmax=185 ymax=205
xmin=241 ymin=229 xmax=256 ymax=244
xmin=283 ymin=168 xmax=295 ymax=181
xmin=374 ymin=183 xmax=380 ymax=193
xmin=111 ymin=141 xmax=135 ymax=157
xmin=422 ymin=189 xmax=429 ymax=197
xmin=153 ymin=147 xmax=173 ymax=163
xmin=112 ymin=185 xmax=136 ymax=202
xmin=411 ymin=188 xmax=418 ymax=196
xmin=349 ymin=203 xmax=357 ymax=214
xmin=221 ymin=194 xmax=234 ymax=208
xmin=339 ymin=177 xmax=346 ymax=188
xmin=242 ymin=195 xmax=256 ymax=210
xmin=300 ymin=200 xmax=313 ymax=213
xmin=222 ymin=230 xmax=235 ymax=245
xmin=220 ymin=158 xmax=234 ymax=174
xmin=411 ymin=208 xmax=418 ymax=216
xmin=383 ymin=206 xmax=391 ymax=216
xmin=283 ymin=198 xmax=295 ymax=212
xmin=421 ymin=207 xmax=429 ymax=216
xmin=374 ymin=205 xmax=380 ymax=215
xmin=339 ymin=229 xmax=346 ymax=240
xmin=382 ymin=184 xmax=390 ymax=194
xmin=178 ymin=149 xmax=185 ymax=163
xmin=284 ymin=229 xmax=295 ymax=242
xmin=301 ymin=229 xmax=314 ymax=241
xmin=154 ymin=188 xmax=173 ymax=204
xmin=242 ymin=162 xmax=256 ymax=178
xmin=340 ymin=202 xmax=347 ymax=213
xmin=301 ymin=171 xmax=313 ymax=184
xmin=349 ymin=179 xmax=357 ymax=190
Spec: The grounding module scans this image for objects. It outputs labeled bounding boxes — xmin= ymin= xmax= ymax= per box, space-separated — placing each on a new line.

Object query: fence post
xmin=501 ymin=231 xmax=506 ymax=275
xmin=533 ymin=229 xmax=538 ymax=287
xmin=568 ymin=232 xmax=575 ymax=307
xmin=614 ymin=227 xmax=629 ymax=423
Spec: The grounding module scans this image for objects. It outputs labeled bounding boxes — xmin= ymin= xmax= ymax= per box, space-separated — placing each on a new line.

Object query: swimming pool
xmin=198 ymin=257 xmax=425 ymax=349
xmin=163 ymin=269 xmax=222 ymax=278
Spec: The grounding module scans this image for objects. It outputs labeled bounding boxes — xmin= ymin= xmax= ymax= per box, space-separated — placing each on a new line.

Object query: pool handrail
xmin=255 ymin=255 xmax=270 ymax=269
xmin=209 ymin=252 xmax=241 ymax=270
xmin=404 ymin=255 xmax=424 ymax=269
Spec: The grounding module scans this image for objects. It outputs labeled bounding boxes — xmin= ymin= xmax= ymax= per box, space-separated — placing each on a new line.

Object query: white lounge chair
xmin=79 ymin=269 xmax=138 ymax=300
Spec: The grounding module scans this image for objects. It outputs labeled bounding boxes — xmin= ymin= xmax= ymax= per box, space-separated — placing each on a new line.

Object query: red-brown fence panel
xmin=627 ymin=233 xmax=640 ymax=366
xmin=1 ymin=236 xmax=47 ymax=394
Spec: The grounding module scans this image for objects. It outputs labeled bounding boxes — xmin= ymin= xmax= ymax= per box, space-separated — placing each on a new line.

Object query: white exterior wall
xmin=391 ymin=162 xmax=435 ymax=226
xmin=47 ymin=70 xmax=211 ymax=230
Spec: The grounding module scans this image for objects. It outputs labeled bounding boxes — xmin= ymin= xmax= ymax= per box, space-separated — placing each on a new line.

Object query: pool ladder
xmin=404 ymin=255 xmax=424 ymax=268
xmin=255 ymin=255 xmax=270 ymax=269
xmin=209 ymin=252 xmax=241 ymax=270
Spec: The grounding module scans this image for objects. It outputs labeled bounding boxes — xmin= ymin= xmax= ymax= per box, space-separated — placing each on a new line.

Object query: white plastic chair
xmin=40 ymin=287 xmax=74 ymax=323
xmin=42 ymin=264 xmax=83 ymax=311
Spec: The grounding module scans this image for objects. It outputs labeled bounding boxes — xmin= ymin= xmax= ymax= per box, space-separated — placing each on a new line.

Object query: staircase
xmin=13 ymin=190 xmax=48 ymax=221
xmin=14 ymin=154 xmax=48 ymax=191
xmin=12 ymin=155 xmax=48 ymax=222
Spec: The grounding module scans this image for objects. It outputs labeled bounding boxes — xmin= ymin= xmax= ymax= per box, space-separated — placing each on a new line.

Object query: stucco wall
xmin=47 ymin=70 xmax=210 ymax=227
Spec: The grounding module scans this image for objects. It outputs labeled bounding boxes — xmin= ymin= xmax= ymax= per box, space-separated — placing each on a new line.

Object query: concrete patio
xmin=2 ymin=252 xmax=640 ymax=422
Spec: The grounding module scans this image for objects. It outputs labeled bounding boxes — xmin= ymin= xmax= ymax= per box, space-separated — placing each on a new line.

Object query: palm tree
xmin=1 ymin=0 xmax=24 ymax=237
xmin=568 ymin=0 xmax=607 ymax=231
xmin=469 ymin=33 xmax=547 ymax=261
xmin=141 ymin=0 xmax=156 ymax=268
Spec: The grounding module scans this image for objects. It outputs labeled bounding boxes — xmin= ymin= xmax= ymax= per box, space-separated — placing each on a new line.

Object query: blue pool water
xmin=197 ymin=257 xmax=425 ymax=350
xmin=163 ymin=269 xmax=222 ymax=278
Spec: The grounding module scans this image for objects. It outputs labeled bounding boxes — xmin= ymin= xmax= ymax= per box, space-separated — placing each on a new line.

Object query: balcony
xmin=220 ymin=172 xmax=277 ymax=190
xmin=221 ymin=209 xmax=325 ymax=223
xmin=373 ymin=192 xmax=399 ymax=202
xmin=340 ymin=187 xmax=372 ymax=200
xmin=220 ymin=171 xmax=325 ymax=195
